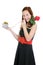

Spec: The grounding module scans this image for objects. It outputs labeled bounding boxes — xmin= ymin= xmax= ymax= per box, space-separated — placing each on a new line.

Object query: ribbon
xmin=18 ymin=36 xmax=32 ymax=45
xmin=18 ymin=16 xmax=40 ymax=45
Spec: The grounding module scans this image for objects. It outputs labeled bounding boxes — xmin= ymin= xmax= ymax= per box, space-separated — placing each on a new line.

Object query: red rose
xmin=34 ymin=16 xmax=40 ymax=21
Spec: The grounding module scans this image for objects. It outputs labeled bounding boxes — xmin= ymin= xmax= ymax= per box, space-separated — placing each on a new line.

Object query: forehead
xmin=22 ymin=10 xmax=30 ymax=15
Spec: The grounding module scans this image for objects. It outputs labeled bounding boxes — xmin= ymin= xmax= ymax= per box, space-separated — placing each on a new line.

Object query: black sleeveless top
xmin=19 ymin=28 xmax=34 ymax=40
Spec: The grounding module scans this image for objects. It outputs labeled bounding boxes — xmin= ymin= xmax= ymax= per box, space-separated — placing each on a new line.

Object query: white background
xmin=0 ymin=0 xmax=43 ymax=65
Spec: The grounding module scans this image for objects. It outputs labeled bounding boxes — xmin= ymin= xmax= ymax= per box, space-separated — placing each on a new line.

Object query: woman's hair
xmin=19 ymin=6 xmax=36 ymax=34
xmin=22 ymin=6 xmax=33 ymax=19
xmin=22 ymin=6 xmax=36 ymax=28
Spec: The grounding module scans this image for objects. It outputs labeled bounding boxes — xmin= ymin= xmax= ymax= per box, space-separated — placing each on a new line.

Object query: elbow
xmin=26 ymin=37 xmax=31 ymax=41
xmin=26 ymin=34 xmax=33 ymax=41
xmin=26 ymin=38 xmax=31 ymax=41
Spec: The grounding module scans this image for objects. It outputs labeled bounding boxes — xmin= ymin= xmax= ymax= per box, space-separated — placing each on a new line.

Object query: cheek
xmin=26 ymin=16 xmax=30 ymax=19
xmin=26 ymin=15 xmax=31 ymax=22
xmin=28 ymin=15 xmax=31 ymax=19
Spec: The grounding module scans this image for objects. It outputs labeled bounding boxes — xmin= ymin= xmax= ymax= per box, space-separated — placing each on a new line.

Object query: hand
xmin=4 ymin=27 xmax=11 ymax=31
xmin=21 ymin=19 xmax=26 ymax=28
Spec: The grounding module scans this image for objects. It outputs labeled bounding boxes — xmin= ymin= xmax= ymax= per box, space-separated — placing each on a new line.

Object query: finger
xmin=22 ymin=20 xmax=25 ymax=23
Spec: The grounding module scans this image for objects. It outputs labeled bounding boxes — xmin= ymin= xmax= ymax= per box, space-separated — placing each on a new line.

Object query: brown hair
xmin=22 ymin=7 xmax=33 ymax=19
xmin=21 ymin=6 xmax=35 ymax=28
xmin=19 ymin=6 xmax=36 ymax=35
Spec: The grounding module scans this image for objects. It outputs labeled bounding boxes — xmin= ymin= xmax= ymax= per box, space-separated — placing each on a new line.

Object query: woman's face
xmin=22 ymin=10 xmax=31 ymax=23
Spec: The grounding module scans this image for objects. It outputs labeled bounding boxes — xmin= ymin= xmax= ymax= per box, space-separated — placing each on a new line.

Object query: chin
xmin=26 ymin=20 xmax=29 ymax=23
xmin=26 ymin=19 xmax=29 ymax=22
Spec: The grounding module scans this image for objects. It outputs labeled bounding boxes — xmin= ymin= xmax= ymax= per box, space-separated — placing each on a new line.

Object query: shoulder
xmin=31 ymin=23 xmax=37 ymax=30
xmin=28 ymin=24 xmax=37 ymax=30
xmin=30 ymin=23 xmax=37 ymax=34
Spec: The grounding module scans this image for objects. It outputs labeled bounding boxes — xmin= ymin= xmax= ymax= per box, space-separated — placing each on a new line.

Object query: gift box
xmin=2 ymin=22 xmax=8 ymax=28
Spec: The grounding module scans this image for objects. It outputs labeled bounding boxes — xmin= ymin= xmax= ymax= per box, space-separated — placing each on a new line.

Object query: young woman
xmin=6 ymin=6 xmax=37 ymax=65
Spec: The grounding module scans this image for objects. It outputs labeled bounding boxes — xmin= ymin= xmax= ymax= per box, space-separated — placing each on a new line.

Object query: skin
xmin=5 ymin=10 xmax=37 ymax=41
xmin=21 ymin=10 xmax=37 ymax=41
xmin=22 ymin=10 xmax=31 ymax=23
xmin=21 ymin=10 xmax=31 ymax=29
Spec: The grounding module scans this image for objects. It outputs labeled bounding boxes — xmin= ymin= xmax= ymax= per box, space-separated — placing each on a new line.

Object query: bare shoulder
xmin=30 ymin=23 xmax=37 ymax=34
xmin=31 ymin=23 xmax=37 ymax=29
xmin=28 ymin=24 xmax=37 ymax=30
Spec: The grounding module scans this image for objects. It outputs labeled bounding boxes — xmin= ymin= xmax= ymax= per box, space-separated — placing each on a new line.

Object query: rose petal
xmin=34 ymin=16 xmax=40 ymax=21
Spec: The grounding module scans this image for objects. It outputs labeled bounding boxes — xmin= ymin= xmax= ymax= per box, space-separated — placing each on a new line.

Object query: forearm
xmin=9 ymin=28 xmax=19 ymax=41
xmin=23 ymin=26 xmax=29 ymax=41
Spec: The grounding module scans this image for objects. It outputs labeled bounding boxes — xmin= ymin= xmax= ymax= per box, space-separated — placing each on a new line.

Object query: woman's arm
xmin=6 ymin=27 xmax=20 ymax=41
xmin=23 ymin=24 xmax=37 ymax=41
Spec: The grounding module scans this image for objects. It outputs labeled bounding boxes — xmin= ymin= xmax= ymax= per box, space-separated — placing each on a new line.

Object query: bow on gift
xmin=18 ymin=16 xmax=40 ymax=44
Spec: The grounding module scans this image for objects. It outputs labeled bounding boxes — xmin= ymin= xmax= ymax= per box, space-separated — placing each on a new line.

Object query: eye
xmin=26 ymin=14 xmax=28 ymax=16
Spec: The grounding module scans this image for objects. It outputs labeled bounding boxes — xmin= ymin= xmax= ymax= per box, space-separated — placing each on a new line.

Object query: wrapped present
xmin=2 ymin=21 xmax=8 ymax=28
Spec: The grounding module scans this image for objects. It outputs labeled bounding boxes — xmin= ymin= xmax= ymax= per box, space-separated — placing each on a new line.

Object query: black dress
xmin=13 ymin=28 xmax=36 ymax=65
